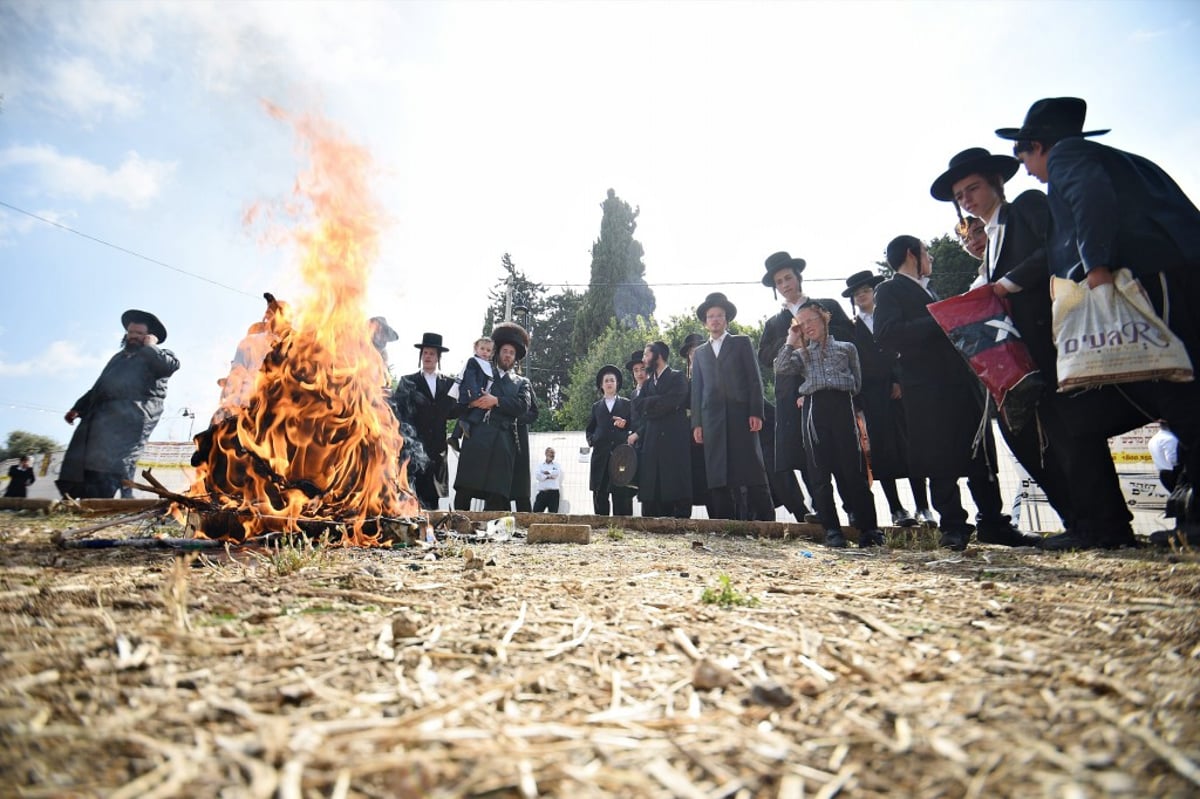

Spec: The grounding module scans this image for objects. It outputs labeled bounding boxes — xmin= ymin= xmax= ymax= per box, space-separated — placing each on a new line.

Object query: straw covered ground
xmin=1 ymin=507 xmax=1198 ymax=799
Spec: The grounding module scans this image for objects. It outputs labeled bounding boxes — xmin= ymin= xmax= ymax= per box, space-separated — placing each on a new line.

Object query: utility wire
xmin=0 ymin=200 xmax=258 ymax=298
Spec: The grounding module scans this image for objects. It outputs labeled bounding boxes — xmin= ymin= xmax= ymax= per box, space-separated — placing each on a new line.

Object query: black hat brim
xmin=595 ymin=365 xmax=623 ymax=392
xmin=930 ymin=154 xmax=1020 ymax=201
xmin=761 ymin=258 xmax=806 ymax=287
xmin=841 ymin=275 xmax=885 ymax=298
xmin=121 ymin=309 xmax=168 ymax=343
xmin=995 ymin=126 xmax=1110 ymax=141
xmin=696 ymin=296 xmax=737 ymax=323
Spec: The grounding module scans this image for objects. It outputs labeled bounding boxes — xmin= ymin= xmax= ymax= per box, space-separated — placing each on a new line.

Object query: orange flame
xmin=188 ymin=105 xmax=416 ymax=544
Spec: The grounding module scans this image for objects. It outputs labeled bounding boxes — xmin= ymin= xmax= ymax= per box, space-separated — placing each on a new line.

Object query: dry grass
xmin=0 ymin=508 xmax=1198 ymax=798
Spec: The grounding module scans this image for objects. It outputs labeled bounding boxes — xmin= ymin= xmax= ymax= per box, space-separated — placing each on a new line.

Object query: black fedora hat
xmin=595 ymin=364 xmax=623 ymax=392
xmin=995 ymin=97 xmax=1110 ymax=142
xmin=841 ymin=270 xmax=885 ymax=298
xmin=696 ymin=292 xmax=737 ymax=322
xmin=678 ymin=332 xmax=705 ymax=359
xmin=625 ymin=349 xmax=645 ymax=372
xmin=491 ymin=321 xmax=530 ymax=361
xmin=413 ymin=331 xmax=449 ymax=353
xmin=762 ymin=251 xmax=806 ymax=287
xmin=121 ymin=309 xmax=167 ymax=343
xmin=930 ymin=147 xmax=1020 ymax=202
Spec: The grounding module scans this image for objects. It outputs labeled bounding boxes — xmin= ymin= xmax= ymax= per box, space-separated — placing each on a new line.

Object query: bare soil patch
xmin=1 ymin=509 xmax=1198 ymax=798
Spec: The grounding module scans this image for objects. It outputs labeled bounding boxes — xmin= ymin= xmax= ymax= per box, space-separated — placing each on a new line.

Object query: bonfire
xmin=180 ymin=105 xmax=418 ymax=544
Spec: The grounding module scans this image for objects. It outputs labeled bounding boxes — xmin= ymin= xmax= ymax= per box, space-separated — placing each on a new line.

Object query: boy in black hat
xmin=402 ymin=332 xmax=458 ymax=509
xmin=586 ymin=365 xmax=635 ymax=516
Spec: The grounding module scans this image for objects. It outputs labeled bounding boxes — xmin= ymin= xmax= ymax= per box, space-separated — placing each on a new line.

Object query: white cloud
xmin=0 ymin=145 xmax=176 ymax=208
xmin=47 ymin=56 xmax=141 ymax=120
xmin=0 ymin=341 xmax=109 ymax=378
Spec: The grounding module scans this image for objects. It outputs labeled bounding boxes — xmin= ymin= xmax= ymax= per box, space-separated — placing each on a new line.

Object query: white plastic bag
xmin=1051 ymin=268 xmax=1194 ymax=391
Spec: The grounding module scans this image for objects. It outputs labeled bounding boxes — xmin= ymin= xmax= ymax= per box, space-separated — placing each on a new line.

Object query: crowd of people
xmin=33 ymin=97 xmax=1199 ymax=552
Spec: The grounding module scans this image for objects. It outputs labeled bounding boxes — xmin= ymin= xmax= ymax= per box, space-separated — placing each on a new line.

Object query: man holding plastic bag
xmin=998 ymin=97 xmax=1200 ymax=547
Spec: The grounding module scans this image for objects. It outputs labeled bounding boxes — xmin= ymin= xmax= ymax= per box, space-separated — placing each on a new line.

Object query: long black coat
xmin=692 ymin=335 xmax=768 ymax=489
xmin=758 ymin=300 xmax=854 ymax=471
xmin=58 ymin=345 xmax=180 ymax=488
xmin=848 ymin=318 xmax=908 ymax=480
xmin=453 ymin=371 xmax=530 ymax=499
xmin=401 ymin=371 xmax=459 ymax=504
xmin=873 ymin=275 xmax=995 ymax=479
xmin=510 ymin=390 xmax=539 ymax=502
xmin=633 ymin=366 xmax=692 ymax=504
xmin=586 ymin=396 xmax=632 ymax=491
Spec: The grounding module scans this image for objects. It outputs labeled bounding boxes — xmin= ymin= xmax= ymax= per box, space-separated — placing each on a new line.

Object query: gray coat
xmin=691 ymin=334 xmax=768 ymax=489
xmin=59 ymin=345 xmax=181 ymax=483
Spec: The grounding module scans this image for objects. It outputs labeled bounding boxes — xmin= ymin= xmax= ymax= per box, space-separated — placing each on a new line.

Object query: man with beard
xmin=758 ymin=252 xmax=851 ymax=523
xmin=401 ymin=332 xmax=458 ymax=510
xmin=57 ymin=310 xmax=180 ymax=499
xmin=633 ymin=341 xmax=692 ymax=517
xmin=691 ymin=292 xmax=773 ymax=520
xmin=997 ymin=97 xmax=1200 ymax=548
xmin=452 ymin=322 xmax=532 ymax=511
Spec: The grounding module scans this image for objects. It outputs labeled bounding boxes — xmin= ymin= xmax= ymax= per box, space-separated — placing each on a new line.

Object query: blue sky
xmin=2 ymin=0 xmax=1198 ymax=446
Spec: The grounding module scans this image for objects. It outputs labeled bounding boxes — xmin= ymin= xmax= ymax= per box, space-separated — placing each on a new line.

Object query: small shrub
xmin=701 ymin=574 xmax=760 ymax=608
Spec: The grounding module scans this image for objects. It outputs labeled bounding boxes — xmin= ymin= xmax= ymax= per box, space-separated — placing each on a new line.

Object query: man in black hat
xmin=634 ymin=341 xmax=693 ymax=517
xmin=874 ymin=238 xmax=1041 ymax=551
xmin=401 ymin=332 xmax=459 ymax=510
xmin=999 ymin=97 xmax=1200 ymax=548
xmin=842 ymin=270 xmax=933 ymax=528
xmin=57 ymin=310 xmax=181 ymax=499
xmin=586 ymin=365 xmax=635 ymax=516
xmin=691 ymin=293 xmax=774 ymax=520
xmin=930 ymin=147 xmax=1076 ymax=534
xmin=758 ymin=252 xmax=852 ymax=523
xmin=452 ymin=322 xmax=532 ymax=511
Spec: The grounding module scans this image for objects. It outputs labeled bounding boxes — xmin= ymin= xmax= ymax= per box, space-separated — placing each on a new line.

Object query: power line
xmin=0 ymin=200 xmax=259 ymax=298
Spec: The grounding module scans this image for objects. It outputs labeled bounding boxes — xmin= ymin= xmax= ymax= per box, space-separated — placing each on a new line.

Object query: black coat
xmin=586 ymin=396 xmax=632 ymax=491
xmin=510 ymin=390 xmax=539 ymax=501
xmin=453 ymin=371 xmax=531 ymax=499
xmin=873 ymin=274 xmax=994 ymax=479
xmin=692 ymin=335 xmax=768 ymax=489
xmin=758 ymin=300 xmax=854 ymax=471
xmin=848 ymin=318 xmax=908 ymax=480
xmin=633 ymin=366 xmax=693 ymax=504
xmin=401 ymin=371 xmax=458 ymax=460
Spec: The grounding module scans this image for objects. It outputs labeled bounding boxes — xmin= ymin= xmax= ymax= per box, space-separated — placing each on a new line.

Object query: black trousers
xmin=708 ymin=484 xmax=774 ymax=521
xmin=802 ymin=391 xmax=878 ymax=532
xmin=928 ymin=431 xmax=1005 ymax=535
xmin=593 ymin=487 xmax=634 ymax=516
xmin=533 ymin=490 xmax=560 ymax=513
xmin=997 ymin=397 xmax=1075 ymax=529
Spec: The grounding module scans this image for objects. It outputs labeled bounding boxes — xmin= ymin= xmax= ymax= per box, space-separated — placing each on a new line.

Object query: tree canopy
xmin=927 ymin=233 xmax=981 ymax=299
xmin=571 ymin=189 xmax=655 ymax=354
xmin=1 ymin=430 xmax=61 ymax=460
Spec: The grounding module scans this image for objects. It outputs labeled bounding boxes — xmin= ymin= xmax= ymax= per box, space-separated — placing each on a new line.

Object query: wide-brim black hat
xmin=609 ymin=443 xmax=638 ymax=487
xmin=930 ymin=147 xmax=1020 ymax=202
xmin=369 ymin=316 xmax=399 ymax=344
xmin=121 ymin=309 xmax=167 ymax=343
xmin=413 ymin=331 xmax=449 ymax=352
xmin=995 ymin=97 xmax=1110 ymax=141
xmin=625 ymin=350 xmax=645 ymax=371
xmin=491 ymin=321 xmax=530 ymax=361
xmin=678 ymin=333 xmax=705 ymax=358
xmin=595 ymin=364 xmax=623 ymax=392
xmin=841 ymin=270 xmax=886 ymax=298
xmin=696 ymin=292 xmax=737 ymax=322
xmin=762 ymin=251 xmax=806 ymax=287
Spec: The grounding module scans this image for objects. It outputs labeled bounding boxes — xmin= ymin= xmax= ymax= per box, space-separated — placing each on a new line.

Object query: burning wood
xmin=178 ymin=105 xmax=418 ymax=544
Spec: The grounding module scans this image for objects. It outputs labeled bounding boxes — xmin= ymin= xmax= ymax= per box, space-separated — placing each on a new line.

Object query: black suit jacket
xmin=988 ymin=189 xmax=1057 ymax=376
xmin=1046 ymin=137 xmax=1200 ymax=280
xmin=402 ymin=371 xmax=459 ymax=459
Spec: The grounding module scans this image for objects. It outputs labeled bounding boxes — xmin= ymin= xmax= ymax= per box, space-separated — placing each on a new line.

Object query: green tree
xmin=481 ymin=253 xmax=547 ymax=334
xmin=572 ymin=188 xmax=655 ymax=354
xmin=1 ymin=430 xmax=61 ymax=459
xmin=557 ymin=317 xmax=660 ymax=429
xmin=528 ymin=289 xmax=584 ymax=430
xmin=928 ymin=234 xmax=980 ymax=299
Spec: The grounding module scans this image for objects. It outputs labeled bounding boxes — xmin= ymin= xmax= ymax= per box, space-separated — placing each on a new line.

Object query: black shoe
xmin=1148 ymin=525 xmax=1200 ymax=548
xmin=859 ymin=528 xmax=886 ymax=548
xmin=891 ymin=508 xmax=917 ymax=527
xmin=1041 ymin=529 xmax=1139 ymax=551
xmin=977 ymin=522 xmax=1043 ymax=548
xmin=915 ymin=508 xmax=937 ymax=527
xmin=938 ymin=529 xmax=971 ymax=552
xmin=824 ymin=530 xmax=848 ymax=548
